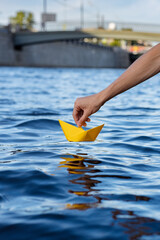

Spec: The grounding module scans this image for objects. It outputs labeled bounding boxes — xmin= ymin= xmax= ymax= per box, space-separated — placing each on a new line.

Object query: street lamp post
xmin=43 ymin=0 xmax=47 ymax=13
xmin=42 ymin=0 xmax=47 ymax=31
xmin=80 ymin=0 xmax=84 ymax=29
xmin=63 ymin=0 xmax=67 ymax=30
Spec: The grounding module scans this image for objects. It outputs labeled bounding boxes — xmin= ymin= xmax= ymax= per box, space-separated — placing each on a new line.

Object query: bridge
xmin=13 ymin=29 xmax=160 ymax=48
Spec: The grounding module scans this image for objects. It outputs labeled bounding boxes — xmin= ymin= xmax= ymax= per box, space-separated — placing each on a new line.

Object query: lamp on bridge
xmin=41 ymin=0 xmax=57 ymax=31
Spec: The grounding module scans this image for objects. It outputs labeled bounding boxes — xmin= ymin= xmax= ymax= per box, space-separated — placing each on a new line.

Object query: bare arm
xmin=73 ymin=43 xmax=160 ymax=127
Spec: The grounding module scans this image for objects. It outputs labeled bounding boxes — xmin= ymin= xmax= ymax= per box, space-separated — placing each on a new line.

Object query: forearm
xmin=73 ymin=44 xmax=160 ymax=127
xmin=98 ymin=43 xmax=160 ymax=105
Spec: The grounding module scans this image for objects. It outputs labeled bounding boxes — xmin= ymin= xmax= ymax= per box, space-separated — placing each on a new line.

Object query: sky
xmin=0 ymin=0 xmax=160 ymax=26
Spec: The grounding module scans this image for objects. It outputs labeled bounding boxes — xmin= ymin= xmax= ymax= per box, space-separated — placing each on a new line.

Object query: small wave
xmin=0 ymin=118 xmax=18 ymax=126
xmin=0 ymin=99 xmax=16 ymax=105
xmin=99 ymin=193 xmax=151 ymax=202
xmin=110 ymin=142 xmax=160 ymax=154
xmin=15 ymin=150 xmax=54 ymax=158
xmin=112 ymin=106 xmax=159 ymax=112
xmin=131 ymin=163 xmax=160 ymax=172
xmin=15 ymin=119 xmax=60 ymax=130
xmin=127 ymin=136 xmax=158 ymax=142
xmin=92 ymin=174 xmax=132 ymax=179
xmin=16 ymin=108 xmax=59 ymax=116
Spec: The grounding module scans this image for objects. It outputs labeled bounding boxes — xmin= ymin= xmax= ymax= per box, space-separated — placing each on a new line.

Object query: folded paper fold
xmin=59 ymin=120 xmax=104 ymax=142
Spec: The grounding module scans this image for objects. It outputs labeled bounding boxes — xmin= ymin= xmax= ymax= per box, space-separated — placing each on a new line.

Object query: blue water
xmin=0 ymin=67 xmax=160 ymax=240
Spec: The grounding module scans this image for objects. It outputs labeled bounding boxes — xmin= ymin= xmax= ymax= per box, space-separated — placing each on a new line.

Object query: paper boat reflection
xmin=59 ymin=120 xmax=104 ymax=142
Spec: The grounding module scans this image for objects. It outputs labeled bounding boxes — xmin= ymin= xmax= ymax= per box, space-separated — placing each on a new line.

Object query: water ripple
xmin=15 ymin=119 xmax=60 ymax=130
xmin=16 ymin=108 xmax=59 ymax=116
xmin=0 ymin=67 xmax=159 ymax=240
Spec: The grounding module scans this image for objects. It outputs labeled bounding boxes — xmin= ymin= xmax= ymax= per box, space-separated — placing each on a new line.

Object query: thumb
xmin=77 ymin=111 xmax=89 ymax=127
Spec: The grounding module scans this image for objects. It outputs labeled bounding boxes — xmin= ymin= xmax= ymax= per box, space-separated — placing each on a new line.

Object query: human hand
xmin=73 ymin=93 xmax=102 ymax=127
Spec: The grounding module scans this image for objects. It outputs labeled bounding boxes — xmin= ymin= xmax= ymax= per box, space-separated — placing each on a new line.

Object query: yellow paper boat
xmin=59 ymin=120 xmax=104 ymax=142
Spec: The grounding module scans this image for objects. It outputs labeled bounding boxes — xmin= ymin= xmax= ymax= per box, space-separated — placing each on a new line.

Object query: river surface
xmin=0 ymin=67 xmax=160 ymax=240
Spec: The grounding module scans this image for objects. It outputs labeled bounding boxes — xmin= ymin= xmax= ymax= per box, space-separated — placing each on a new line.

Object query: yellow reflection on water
xmin=43 ymin=153 xmax=155 ymax=238
xmin=59 ymin=154 xmax=102 ymax=210
xmin=66 ymin=202 xmax=98 ymax=210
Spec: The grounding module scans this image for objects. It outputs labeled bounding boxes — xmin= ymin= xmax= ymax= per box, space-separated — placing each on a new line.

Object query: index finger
xmin=72 ymin=106 xmax=79 ymax=125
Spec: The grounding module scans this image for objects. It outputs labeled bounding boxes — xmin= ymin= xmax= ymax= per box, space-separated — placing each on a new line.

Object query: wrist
xmin=98 ymin=86 xmax=112 ymax=105
xmin=96 ymin=89 xmax=109 ymax=107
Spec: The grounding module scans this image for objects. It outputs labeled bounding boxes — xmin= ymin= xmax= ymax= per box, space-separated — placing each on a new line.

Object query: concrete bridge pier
xmin=16 ymin=41 xmax=129 ymax=68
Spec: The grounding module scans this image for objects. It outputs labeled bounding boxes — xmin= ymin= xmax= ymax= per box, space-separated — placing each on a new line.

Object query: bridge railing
xmin=34 ymin=20 xmax=160 ymax=33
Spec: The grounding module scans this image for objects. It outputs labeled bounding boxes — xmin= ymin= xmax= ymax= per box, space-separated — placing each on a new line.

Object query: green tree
xmin=26 ymin=12 xmax=34 ymax=30
xmin=10 ymin=11 xmax=34 ymax=31
xmin=110 ymin=39 xmax=121 ymax=47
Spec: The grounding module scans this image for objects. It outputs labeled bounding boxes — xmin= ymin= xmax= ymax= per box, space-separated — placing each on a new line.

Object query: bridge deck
xmin=13 ymin=30 xmax=160 ymax=47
